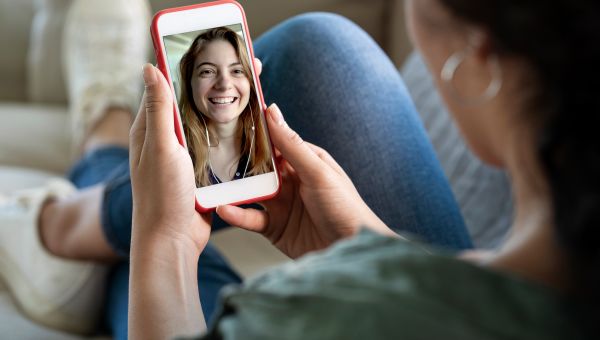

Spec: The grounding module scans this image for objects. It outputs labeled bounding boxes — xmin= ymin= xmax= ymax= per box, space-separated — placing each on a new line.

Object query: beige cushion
xmin=0 ymin=1 xmax=35 ymax=102
xmin=27 ymin=0 xmax=71 ymax=104
xmin=0 ymin=166 xmax=60 ymax=193
xmin=19 ymin=0 xmax=405 ymax=104
xmin=0 ymin=103 xmax=71 ymax=174
xmin=211 ymin=228 xmax=290 ymax=279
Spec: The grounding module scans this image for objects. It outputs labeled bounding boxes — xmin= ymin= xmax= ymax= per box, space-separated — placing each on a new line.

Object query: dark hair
xmin=437 ymin=0 xmax=600 ymax=332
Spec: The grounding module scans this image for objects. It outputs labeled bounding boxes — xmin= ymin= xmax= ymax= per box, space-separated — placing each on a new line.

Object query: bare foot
xmin=39 ymin=185 xmax=120 ymax=262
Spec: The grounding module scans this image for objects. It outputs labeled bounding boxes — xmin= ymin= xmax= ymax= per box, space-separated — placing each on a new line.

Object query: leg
xmin=254 ymin=13 xmax=472 ymax=250
xmin=39 ymin=112 xmax=241 ymax=336
xmin=39 ymin=109 xmax=132 ymax=261
xmin=0 ymin=0 xmax=150 ymax=332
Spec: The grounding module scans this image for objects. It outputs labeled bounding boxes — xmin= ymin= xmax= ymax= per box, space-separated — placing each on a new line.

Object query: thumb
xmin=265 ymin=104 xmax=324 ymax=182
xmin=140 ymin=64 xmax=175 ymax=141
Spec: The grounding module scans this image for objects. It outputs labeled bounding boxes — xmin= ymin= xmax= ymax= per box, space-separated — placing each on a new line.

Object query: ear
xmin=468 ymin=28 xmax=495 ymax=63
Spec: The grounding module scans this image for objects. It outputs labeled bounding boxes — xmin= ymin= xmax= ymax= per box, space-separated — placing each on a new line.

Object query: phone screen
xmin=162 ymin=24 xmax=274 ymax=188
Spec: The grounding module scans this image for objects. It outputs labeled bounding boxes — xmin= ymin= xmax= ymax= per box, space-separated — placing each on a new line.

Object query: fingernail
xmin=142 ymin=63 xmax=156 ymax=86
xmin=268 ymin=103 xmax=285 ymax=126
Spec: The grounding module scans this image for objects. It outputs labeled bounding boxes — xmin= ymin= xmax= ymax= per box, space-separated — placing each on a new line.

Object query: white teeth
xmin=210 ymin=97 xmax=236 ymax=104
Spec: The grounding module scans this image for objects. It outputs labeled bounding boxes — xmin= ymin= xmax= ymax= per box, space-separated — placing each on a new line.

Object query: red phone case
xmin=150 ymin=0 xmax=280 ymax=213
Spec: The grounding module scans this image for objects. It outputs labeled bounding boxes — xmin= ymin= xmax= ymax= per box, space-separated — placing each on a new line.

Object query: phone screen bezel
xmin=152 ymin=1 xmax=280 ymax=211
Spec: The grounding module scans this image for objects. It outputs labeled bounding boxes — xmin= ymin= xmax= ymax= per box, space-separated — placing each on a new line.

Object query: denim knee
xmin=260 ymin=12 xmax=381 ymax=63
xmin=276 ymin=12 xmax=366 ymax=47
xmin=256 ymin=12 xmax=403 ymax=109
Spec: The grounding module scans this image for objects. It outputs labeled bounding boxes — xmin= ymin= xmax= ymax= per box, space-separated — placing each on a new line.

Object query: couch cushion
xmin=0 ymin=103 xmax=71 ymax=174
xmin=24 ymin=0 xmax=398 ymax=105
xmin=0 ymin=166 xmax=61 ymax=193
xmin=27 ymin=0 xmax=71 ymax=104
xmin=0 ymin=0 xmax=35 ymax=102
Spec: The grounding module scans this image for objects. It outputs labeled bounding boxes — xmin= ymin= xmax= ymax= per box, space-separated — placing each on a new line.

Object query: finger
xmin=142 ymin=64 xmax=175 ymax=143
xmin=265 ymin=104 xmax=325 ymax=182
xmin=129 ymin=91 xmax=148 ymax=168
xmin=305 ymin=143 xmax=347 ymax=178
xmin=254 ymin=58 xmax=262 ymax=76
xmin=278 ymin=158 xmax=297 ymax=179
xmin=216 ymin=205 xmax=269 ymax=233
xmin=272 ymin=146 xmax=282 ymax=159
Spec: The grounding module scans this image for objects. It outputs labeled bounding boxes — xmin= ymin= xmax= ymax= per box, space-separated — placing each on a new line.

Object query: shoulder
xmin=207 ymin=230 xmax=581 ymax=340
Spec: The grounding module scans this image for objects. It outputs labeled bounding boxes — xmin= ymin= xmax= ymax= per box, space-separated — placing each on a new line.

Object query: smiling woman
xmin=176 ymin=26 xmax=273 ymax=187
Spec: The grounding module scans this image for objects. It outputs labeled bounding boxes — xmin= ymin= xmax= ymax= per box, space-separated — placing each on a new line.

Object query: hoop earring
xmin=441 ymin=49 xmax=503 ymax=106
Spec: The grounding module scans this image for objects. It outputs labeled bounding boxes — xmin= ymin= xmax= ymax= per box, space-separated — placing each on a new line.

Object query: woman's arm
xmin=129 ymin=233 xmax=205 ymax=339
xmin=128 ymin=64 xmax=211 ymax=340
xmin=126 ymin=61 xmax=396 ymax=338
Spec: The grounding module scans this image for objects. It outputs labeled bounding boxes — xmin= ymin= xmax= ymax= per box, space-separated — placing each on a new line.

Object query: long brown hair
xmin=179 ymin=26 xmax=273 ymax=186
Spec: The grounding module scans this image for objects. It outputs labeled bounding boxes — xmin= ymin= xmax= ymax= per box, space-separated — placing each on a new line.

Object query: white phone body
xmin=151 ymin=1 xmax=279 ymax=212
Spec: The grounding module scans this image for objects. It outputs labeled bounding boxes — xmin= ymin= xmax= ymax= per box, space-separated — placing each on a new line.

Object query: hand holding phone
xmin=151 ymin=0 xmax=279 ymax=213
xmin=131 ymin=64 xmax=212 ymax=251
xmin=216 ymin=104 xmax=397 ymax=259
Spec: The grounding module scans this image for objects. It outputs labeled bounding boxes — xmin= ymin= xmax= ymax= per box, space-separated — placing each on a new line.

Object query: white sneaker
xmin=63 ymin=0 xmax=151 ymax=152
xmin=0 ymin=179 xmax=107 ymax=334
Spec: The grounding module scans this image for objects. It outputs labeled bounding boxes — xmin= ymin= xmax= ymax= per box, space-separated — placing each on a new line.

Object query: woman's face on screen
xmin=191 ymin=39 xmax=251 ymax=125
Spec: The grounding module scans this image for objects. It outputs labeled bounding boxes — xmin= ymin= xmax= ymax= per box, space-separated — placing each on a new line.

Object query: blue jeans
xmin=68 ymin=13 xmax=472 ymax=339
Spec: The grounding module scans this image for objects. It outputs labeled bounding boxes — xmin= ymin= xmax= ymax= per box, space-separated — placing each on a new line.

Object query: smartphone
xmin=151 ymin=0 xmax=279 ymax=212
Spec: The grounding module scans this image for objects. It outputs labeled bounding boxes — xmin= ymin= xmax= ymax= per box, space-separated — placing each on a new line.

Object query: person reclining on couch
xmin=1 ymin=0 xmax=597 ymax=339
xmin=0 ymin=0 xmax=473 ymax=337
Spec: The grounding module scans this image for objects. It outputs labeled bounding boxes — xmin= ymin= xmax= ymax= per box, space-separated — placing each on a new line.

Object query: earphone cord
xmin=202 ymin=114 xmax=255 ymax=184
xmin=241 ymin=113 xmax=255 ymax=178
